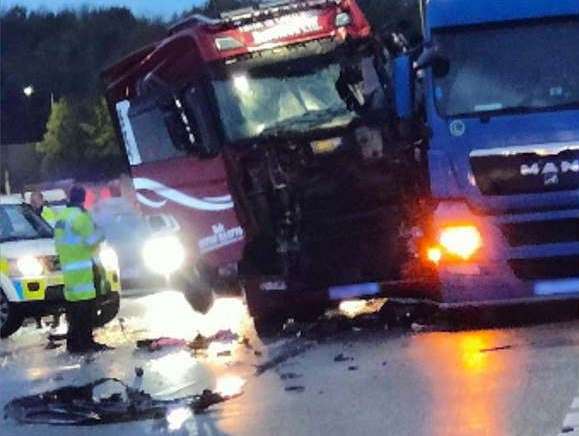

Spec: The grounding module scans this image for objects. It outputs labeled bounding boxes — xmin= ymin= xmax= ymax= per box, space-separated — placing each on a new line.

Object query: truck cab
xmin=395 ymin=0 xmax=579 ymax=304
xmin=104 ymin=0 xmax=424 ymax=327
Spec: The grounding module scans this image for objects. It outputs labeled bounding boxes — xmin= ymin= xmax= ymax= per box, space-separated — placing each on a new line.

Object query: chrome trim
xmin=470 ymin=142 xmax=579 ymax=158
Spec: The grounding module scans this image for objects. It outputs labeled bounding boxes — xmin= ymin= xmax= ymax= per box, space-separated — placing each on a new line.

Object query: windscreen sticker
xmin=246 ymin=11 xmax=322 ymax=45
xmin=198 ymin=223 xmax=245 ymax=254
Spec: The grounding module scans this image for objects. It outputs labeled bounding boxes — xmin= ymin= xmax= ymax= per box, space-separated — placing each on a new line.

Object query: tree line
xmin=0 ymin=0 xmax=419 ymax=187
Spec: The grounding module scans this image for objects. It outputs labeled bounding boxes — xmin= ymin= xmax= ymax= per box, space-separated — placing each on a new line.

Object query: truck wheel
xmin=0 ymin=290 xmax=23 ymax=338
xmin=94 ymin=293 xmax=120 ymax=328
xmin=253 ymin=314 xmax=286 ymax=339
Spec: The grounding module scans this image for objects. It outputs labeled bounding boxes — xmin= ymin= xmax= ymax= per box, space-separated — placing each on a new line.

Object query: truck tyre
xmin=253 ymin=314 xmax=286 ymax=339
xmin=0 ymin=290 xmax=24 ymax=339
xmin=94 ymin=292 xmax=120 ymax=328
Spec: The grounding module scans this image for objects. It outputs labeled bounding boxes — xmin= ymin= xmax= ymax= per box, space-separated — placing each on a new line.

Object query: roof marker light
xmin=215 ymin=37 xmax=244 ymax=51
xmin=335 ymin=12 xmax=351 ymax=27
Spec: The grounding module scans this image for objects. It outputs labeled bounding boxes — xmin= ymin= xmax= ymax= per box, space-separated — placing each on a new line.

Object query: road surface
xmin=2 ymin=290 xmax=579 ymax=436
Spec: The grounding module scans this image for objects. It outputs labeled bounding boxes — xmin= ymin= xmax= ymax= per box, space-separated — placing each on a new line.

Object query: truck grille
xmin=45 ymin=285 xmax=65 ymax=301
xmin=508 ymin=256 xmax=579 ymax=281
xmin=500 ymin=218 xmax=579 ymax=247
xmin=470 ymin=144 xmax=579 ymax=196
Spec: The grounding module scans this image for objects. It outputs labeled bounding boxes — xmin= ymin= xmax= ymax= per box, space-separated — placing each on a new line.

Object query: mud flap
xmin=174 ymin=269 xmax=215 ymax=314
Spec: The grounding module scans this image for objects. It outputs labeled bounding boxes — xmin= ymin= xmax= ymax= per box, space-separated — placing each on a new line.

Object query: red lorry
xmin=103 ymin=0 xmax=430 ymax=332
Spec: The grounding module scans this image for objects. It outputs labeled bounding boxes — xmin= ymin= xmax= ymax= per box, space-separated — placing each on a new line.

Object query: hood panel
xmin=0 ymin=239 xmax=56 ymax=259
xmin=429 ymin=108 xmax=579 ymax=213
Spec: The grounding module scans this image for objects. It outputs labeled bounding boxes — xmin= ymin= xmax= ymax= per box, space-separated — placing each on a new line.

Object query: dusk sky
xmin=1 ymin=0 xmax=204 ymax=19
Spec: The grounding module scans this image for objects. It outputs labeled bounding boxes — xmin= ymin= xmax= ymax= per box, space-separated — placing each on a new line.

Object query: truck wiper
xmin=546 ymin=100 xmax=579 ymax=111
xmin=452 ymin=101 xmax=579 ymax=120
xmin=451 ymin=105 xmax=539 ymax=120
xmin=260 ymin=107 xmax=354 ymax=139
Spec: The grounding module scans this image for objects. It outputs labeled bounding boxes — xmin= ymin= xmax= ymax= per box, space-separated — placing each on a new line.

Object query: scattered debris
xmin=189 ymin=334 xmax=211 ymax=351
xmin=136 ymin=337 xmax=188 ymax=352
xmin=334 ymin=353 xmax=354 ymax=362
xmin=211 ymin=330 xmax=239 ymax=343
xmin=280 ymin=372 xmax=302 ymax=380
xmin=255 ymin=339 xmax=315 ymax=376
xmin=479 ymin=345 xmax=513 ymax=353
xmin=348 ymin=366 xmax=358 ymax=371
xmin=284 ymin=386 xmax=305 ymax=393
xmin=4 ymin=378 xmax=240 ymax=426
xmin=411 ymin=322 xmax=435 ymax=333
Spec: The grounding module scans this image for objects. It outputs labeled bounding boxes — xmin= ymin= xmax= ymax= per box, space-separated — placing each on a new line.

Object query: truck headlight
xmin=439 ymin=225 xmax=482 ymax=260
xmin=99 ymin=246 xmax=119 ymax=271
xmin=17 ymin=256 xmax=44 ymax=277
xmin=142 ymin=235 xmax=185 ymax=275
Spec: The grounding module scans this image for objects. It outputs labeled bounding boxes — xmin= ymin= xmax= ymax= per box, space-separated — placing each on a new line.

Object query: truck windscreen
xmin=211 ymin=52 xmax=385 ymax=143
xmin=432 ymin=17 xmax=579 ymax=118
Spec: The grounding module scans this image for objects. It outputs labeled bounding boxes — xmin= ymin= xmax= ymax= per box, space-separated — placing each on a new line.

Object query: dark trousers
xmin=66 ymin=300 xmax=95 ymax=352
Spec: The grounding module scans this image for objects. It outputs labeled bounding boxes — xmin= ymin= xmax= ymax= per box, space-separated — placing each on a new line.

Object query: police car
xmin=0 ymin=196 xmax=121 ymax=338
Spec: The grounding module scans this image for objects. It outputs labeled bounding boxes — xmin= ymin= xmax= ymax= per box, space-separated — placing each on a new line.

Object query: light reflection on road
xmin=409 ymin=330 xmax=528 ymax=436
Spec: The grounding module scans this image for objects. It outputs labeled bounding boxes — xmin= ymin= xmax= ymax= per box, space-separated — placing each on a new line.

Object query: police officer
xmin=30 ymin=191 xmax=57 ymax=227
xmin=54 ymin=185 xmax=111 ymax=353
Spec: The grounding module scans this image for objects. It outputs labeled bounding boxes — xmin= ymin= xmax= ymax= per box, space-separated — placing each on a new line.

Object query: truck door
xmin=114 ymin=88 xmax=245 ymax=269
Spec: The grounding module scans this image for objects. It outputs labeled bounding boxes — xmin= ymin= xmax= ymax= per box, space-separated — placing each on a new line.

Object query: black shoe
xmin=67 ymin=346 xmax=92 ymax=355
xmin=89 ymin=342 xmax=114 ymax=352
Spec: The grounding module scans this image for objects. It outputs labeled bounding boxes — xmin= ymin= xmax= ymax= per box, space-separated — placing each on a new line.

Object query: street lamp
xmin=23 ymin=85 xmax=55 ymax=108
xmin=23 ymin=85 xmax=35 ymax=97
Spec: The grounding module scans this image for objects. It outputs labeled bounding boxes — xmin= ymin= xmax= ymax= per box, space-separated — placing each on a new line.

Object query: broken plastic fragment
xmin=4 ymin=378 xmax=239 ymax=425
xmin=334 ymin=353 xmax=354 ymax=362
xmin=284 ymin=386 xmax=305 ymax=393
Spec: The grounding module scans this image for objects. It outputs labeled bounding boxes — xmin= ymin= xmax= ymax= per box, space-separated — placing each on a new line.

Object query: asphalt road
xmin=2 ymin=290 xmax=579 ymax=436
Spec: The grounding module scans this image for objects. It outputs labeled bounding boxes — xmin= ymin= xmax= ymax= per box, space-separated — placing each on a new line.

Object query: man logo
xmin=521 ymin=160 xmax=579 ymax=176
xmin=544 ymin=173 xmax=559 ymax=186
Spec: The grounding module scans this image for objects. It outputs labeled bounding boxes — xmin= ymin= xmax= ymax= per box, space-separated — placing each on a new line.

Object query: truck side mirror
xmin=393 ymin=54 xmax=414 ymax=119
xmin=415 ymin=47 xmax=450 ymax=78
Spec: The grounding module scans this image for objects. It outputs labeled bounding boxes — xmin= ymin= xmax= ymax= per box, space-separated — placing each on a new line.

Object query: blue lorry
xmin=394 ymin=0 xmax=579 ymax=306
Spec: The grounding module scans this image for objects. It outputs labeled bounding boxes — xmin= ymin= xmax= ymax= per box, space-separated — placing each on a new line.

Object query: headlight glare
xmin=99 ymin=246 xmax=119 ymax=271
xmin=17 ymin=256 xmax=44 ymax=277
xmin=142 ymin=235 xmax=185 ymax=275
xmin=439 ymin=225 xmax=482 ymax=260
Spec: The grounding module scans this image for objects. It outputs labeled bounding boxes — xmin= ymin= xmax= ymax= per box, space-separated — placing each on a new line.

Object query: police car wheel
xmin=94 ymin=293 xmax=120 ymax=328
xmin=0 ymin=290 xmax=23 ymax=339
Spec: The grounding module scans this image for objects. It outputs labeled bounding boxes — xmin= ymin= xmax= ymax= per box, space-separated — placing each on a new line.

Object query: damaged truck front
xmin=103 ymin=0 xmax=430 ymax=331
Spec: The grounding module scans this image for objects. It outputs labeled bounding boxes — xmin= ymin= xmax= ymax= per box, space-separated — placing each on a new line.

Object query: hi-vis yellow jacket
xmin=54 ymin=207 xmax=104 ymax=302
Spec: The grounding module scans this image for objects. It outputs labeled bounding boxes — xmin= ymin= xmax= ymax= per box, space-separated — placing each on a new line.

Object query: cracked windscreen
xmin=211 ymin=52 xmax=385 ymax=142
xmin=433 ymin=17 xmax=579 ymax=117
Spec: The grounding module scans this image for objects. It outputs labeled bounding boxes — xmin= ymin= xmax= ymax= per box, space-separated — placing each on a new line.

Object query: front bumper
xmin=432 ymin=203 xmax=579 ymax=304
xmin=6 ymin=266 xmax=121 ymax=304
